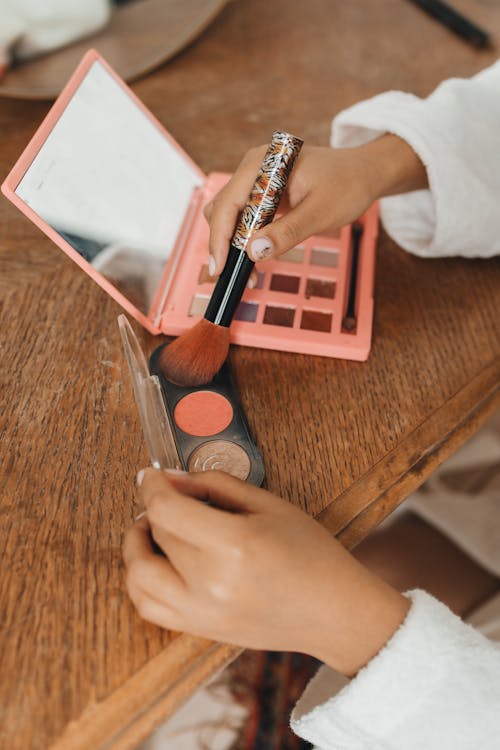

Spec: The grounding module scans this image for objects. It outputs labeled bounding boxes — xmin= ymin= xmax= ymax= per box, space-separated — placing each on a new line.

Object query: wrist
xmin=361 ymin=133 xmax=429 ymax=200
xmin=311 ymin=569 xmax=411 ymax=677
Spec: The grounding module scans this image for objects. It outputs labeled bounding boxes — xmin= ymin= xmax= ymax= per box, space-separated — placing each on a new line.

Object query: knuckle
xmin=243 ymin=146 xmax=259 ymax=161
xmin=243 ymin=145 xmax=266 ymax=165
xmin=228 ymin=531 xmax=247 ymax=559
xmin=147 ymin=492 xmax=166 ymax=521
xmin=278 ymin=219 xmax=300 ymax=248
xmin=208 ymin=579 xmax=232 ymax=603
xmin=211 ymin=192 xmax=223 ymax=208
xmin=212 ymin=187 xmax=232 ymax=208
xmin=136 ymin=595 xmax=151 ymax=620
xmin=202 ymin=469 xmax=231 ymax=491
xmin=125 ymin=569 xmax=136 ymax=594
xmin=128 ymin=582 xmax=144 ymax=608
xmin=224 ymin=526 xmax=251 ymax=564
xmin=206 ymin=469 xmax=226 ymax=484
xmin=128 ymin=559 xmax=149 ymax=587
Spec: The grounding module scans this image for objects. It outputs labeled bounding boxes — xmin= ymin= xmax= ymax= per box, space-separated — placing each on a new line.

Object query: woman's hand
xmin=124 ymin=469 xmax=409 ymax=676
xmin=204 ymin=134 xmax=428 ymax=275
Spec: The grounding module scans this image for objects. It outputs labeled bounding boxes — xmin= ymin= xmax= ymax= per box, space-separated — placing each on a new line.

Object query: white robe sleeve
xmin=331 ymin=62 xmax=500 ymax=259
xmin=291 ymin=589 xmax=500 ymax=750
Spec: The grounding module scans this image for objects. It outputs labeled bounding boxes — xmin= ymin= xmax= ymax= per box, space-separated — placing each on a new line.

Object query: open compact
xmin=119 ymin=315 xmax=264 ymax=484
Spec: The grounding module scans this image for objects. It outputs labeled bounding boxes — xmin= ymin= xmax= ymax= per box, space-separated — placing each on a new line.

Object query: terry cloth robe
xmin=291 ymin=61 xmax=500 ymax=750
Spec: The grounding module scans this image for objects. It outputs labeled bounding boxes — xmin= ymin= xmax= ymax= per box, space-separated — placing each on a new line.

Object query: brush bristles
xmin=159 ymin=319 xmax=231 ymax=387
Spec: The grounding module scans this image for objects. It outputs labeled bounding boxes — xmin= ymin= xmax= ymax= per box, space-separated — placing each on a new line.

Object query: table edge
xmin=51 ymin=358 xmax=499 ymax=750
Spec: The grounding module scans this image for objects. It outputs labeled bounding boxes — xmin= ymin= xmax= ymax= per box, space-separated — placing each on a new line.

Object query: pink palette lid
xmin=1 ymin=49 xmax=207 ymax=335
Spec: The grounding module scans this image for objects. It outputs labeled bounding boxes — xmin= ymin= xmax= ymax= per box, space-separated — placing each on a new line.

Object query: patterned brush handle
xmin=205 ymin=131 xmax=303 ymax=327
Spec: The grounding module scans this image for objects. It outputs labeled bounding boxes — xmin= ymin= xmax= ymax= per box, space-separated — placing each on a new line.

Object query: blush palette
xmin=118 ymin=315 xmax=264 ymax=485
xmin=149 ymin=344 xmax=265 ymax=485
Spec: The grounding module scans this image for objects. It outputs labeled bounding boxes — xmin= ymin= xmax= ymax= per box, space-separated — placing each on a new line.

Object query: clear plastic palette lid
xmin=118 ymin=314 xmax=180 ymax=470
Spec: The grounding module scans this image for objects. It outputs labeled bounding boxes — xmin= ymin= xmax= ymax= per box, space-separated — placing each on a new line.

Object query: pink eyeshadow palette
xmin=2 ymin=49 xmax=378 ymax=363
xmin=167 ymin=188 xmax=378 ymax=361
xmin=149 ymin=345 xmax=265 ymax=485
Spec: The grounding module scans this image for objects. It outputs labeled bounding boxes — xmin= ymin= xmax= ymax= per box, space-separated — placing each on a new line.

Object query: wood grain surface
xmin=1 ymin=1 xmax=499 ymax=748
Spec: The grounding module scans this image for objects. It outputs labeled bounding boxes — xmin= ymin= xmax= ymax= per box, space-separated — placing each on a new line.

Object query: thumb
xmin=246 ymin=194 xmax=323 ymax=262
xmin=167 ymin=469 xmax=273 ymax=515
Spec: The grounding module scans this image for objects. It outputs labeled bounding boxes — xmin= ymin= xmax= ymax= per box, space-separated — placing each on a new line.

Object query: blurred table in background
xmin=1 ymin=1 xmax=499 ymax=748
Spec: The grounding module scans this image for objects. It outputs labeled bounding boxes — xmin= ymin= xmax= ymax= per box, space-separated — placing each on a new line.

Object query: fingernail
xmin=247 ymin=276 xmax=256 ymax=289
xmin=165 ymin=468 xmax=187 ymax=475
xmin=208 ymin=255 xmax=216 ymax=276
xmin=137 ymin=469 xmax=145 ymax=486
xmin=249 ymin=237 xmax=273 ymax=261
xmin=135 ymin=510 xmax=146 ymax=521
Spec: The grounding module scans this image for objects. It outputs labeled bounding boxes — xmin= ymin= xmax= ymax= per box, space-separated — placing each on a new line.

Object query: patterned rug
xmin=226 ymin=650 xmax=320 ymax=749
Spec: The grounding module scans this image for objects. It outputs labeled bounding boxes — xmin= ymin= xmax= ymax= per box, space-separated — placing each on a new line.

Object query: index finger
xmin=139 ymin=469 xmax=236 ymax=549
xmin=208 ymin=145 xmax=267 ymax=274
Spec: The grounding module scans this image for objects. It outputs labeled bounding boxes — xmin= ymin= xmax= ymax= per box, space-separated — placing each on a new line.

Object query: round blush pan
xmin=174 ymin=390 xmax=233 ymax=437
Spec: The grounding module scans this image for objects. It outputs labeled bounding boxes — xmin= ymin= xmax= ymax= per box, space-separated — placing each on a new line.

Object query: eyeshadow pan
xmin=277 ymin=246 xmax=304 ymax=263
xmin=270 ymin=274 xmax=300 ymax=293
xmin=305 ymin=278 xmax=336 ymax=299
xmin=234 ymin=300 xmax=259 ymax=322
xmin=256 ymin=271 xmax=266 ymax=289
xmin=311 ymin=248 xmax=338 ymax=268
xmin=263 ymin=305 xmax=295 ymax=327
xmin=188 ymin=295 xmax=209 ymax=317
xmin=174 ymin=391 xmax=233 ymax=436
xmin=188 ymin=440 xmax=251 ymax=480
xmin=300 ymin=310 xmax=332 ymax=333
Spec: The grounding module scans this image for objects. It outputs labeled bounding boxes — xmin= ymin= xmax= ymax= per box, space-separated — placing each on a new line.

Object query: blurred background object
xmin=0 ymin=0 xmax=112 ymax=76
xmin=0 ymin=0 xmax=227 ymax=100
xmin=407 ymin=0 xmax=491 ymax=48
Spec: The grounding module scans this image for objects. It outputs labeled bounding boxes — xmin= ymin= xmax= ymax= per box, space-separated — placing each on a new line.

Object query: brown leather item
xmin=0 ymin=0 xmax=227 ymax=100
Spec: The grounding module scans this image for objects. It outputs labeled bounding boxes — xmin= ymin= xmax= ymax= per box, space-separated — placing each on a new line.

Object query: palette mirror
xmin=13 ymin=56 xmax=203 ymax=319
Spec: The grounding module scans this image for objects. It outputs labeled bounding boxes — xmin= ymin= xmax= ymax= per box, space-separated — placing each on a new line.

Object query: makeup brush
xmin=160 ymin=130 xmax=304 ymax=387
xmin=342 ymin=221 xmax=364 ymax=333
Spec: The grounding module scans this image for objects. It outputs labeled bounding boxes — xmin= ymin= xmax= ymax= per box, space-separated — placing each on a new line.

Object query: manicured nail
xmin=250 ymin=237 xmax=273 ymax=261
xmin=137 ymin=469 xmax=145 ymax=486
xmin=165 ymin=468 xmax=187 ymax=475
xmin=247 ymin=276 xmax=256 ymax=289
xmin=208 ymin=255 xmax=216 ymax=276
xmin=135 ymin=510 xmax=146 ymax=521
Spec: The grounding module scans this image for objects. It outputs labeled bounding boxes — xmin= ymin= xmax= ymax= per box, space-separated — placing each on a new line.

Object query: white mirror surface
xmin=15 ymin=60 xmax=203 ymax=316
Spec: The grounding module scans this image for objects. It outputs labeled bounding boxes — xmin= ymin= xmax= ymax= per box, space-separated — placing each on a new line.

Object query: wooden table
xmin=1 ymin=1 xmax=499 ymax=748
